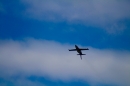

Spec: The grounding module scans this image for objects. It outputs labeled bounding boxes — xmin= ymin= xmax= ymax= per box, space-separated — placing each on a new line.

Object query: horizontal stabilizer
xmin=77 ymin=54 xmax=86 ymax=55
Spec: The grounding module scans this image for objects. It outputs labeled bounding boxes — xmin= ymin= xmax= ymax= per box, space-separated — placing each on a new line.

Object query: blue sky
xmin=0 ymin=0 xmax=130 ymax=86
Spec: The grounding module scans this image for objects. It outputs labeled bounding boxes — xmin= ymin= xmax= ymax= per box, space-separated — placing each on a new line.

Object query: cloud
xmin=20 ymin=0 xmax=130 ymax=33
xmin=0 ymin=38 xmax=130 ymax=86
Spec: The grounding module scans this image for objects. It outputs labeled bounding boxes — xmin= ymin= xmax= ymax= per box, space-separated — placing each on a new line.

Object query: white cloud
xmin=0 ymin=39 xmax=130 ymax=86
xmin=21 ymin=0 xmax=130 ymax=33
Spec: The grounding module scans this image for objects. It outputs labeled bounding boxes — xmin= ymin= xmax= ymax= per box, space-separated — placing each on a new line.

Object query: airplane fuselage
xmin=69 ymin=45 xmax=89 ymax=60
xmin=75 ymin=45 xmax=82 ymax=55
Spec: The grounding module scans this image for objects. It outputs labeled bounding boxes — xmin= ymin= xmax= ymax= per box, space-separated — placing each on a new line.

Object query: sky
xmin=0 ymin=0 xmax=130 ymax=86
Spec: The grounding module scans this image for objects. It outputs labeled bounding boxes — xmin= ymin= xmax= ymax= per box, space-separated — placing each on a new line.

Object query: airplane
xmin=69 ymin=45 xmax=89 ymax=60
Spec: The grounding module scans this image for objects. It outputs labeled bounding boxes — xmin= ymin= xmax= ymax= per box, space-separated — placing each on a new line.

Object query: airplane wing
xmin=69 ymin=49 xmax=77 ymax=51
xmin=79 ymin=48 xmax=89 ymax=50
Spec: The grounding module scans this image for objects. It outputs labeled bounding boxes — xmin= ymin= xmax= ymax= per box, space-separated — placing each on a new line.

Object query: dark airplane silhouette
xmin=69 ymin=45 xmax=89 ymax=60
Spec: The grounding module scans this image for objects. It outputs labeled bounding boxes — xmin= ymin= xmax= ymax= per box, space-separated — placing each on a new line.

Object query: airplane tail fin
xmin=77 ymin=54 xmax=86 ymax=60
xmin=80 ymin=55 xmax=82 ymax=60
